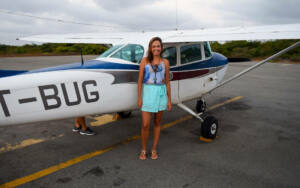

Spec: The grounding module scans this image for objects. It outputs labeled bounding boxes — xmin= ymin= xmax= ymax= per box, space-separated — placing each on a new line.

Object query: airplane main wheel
xmin=196 ymin=99 xmax=206 ymax=113
xmin=117 ymin=111 xmax=132 ymax=118
xmin=201 ymin=116 xmax=218 ymax=139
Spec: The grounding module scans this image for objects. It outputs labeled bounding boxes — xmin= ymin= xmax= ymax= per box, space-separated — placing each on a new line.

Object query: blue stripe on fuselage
xmin=27 ymin=59 xmax=140 ymax=75
xmin=0 ymin=70 xmax=27 ymax=78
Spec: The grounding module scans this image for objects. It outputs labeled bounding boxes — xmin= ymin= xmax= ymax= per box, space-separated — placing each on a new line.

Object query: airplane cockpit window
xmin=204 ymin=42 xmax=212 ymax=58
xmin=180 ymin=44 xmax=202 ymax=64
xmin=162 ymin=47 xmax=177 ymax=66
xmin=110 ymin=44 xmax=144 ymax=63
xmin=99 ymin=44 xmax=123 ymax=58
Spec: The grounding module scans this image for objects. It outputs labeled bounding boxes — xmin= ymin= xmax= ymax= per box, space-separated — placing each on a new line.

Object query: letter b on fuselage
xmin=39 ymin=80 xmax=99 ymax=110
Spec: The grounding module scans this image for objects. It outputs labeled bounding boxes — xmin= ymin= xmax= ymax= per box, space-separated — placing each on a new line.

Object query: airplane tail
xmin=0 ymin=69 xmax=27 ymax=78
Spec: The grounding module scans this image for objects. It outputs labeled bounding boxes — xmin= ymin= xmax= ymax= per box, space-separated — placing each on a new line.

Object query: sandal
xmin=151 ymin=150 xmax=158 ymax=160
xmin=139 ymin=150 xmax=147 ymax=160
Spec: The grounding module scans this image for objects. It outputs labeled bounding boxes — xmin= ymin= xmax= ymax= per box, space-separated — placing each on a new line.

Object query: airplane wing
xmin=163 ymin=23 xmax=300 ymax=43
xmin=19 ymin=32 xmax=136 ymax=45
xmin=20 ymin=23 xmax=300 ymax=44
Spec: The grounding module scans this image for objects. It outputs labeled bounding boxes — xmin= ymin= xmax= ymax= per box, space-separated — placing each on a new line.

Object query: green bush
xmin=0 ymin=43 xmax=108 ymax=56
xmin=210 ymin=40 xmax=300 ymax=61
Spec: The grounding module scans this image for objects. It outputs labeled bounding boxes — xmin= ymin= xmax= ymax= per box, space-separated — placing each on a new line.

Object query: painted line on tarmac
xmin=90 ymin=114 xmax=117 ymax=127
xmin=208 ymin=96 xmax=243 ymax=111
xmin=87 ymin=114 xmax=120 ymax=127
xmin=0 ymin=96 xmax=242 ymax=188
xmin=0 ymin=114 xmax=117 ymax=154
xmin=0 ymin=134 xmax=64 ymax=154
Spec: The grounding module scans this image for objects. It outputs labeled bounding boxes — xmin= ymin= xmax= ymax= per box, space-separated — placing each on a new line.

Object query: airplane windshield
xmin=98 ymin=45 xmax=123 ymax=58
xmin=110 ymin=44 xmax=144 ymax=63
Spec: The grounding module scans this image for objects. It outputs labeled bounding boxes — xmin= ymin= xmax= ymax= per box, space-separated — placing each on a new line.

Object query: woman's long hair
xmin=147 ymin=37 xmax=163 ymax=63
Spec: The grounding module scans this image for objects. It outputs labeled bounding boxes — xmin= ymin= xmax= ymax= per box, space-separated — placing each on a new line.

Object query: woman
xmin=137 ymin=37 xmax=172 ymax=160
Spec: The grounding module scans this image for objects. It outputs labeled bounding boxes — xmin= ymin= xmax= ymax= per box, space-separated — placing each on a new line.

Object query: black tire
xmin=196 ymin=99 xmax=206 ymax=113
xmin=117 ymin=111 xmax=132 ymax=118
xmin=201 ymin=116 xmax=218 ymax=139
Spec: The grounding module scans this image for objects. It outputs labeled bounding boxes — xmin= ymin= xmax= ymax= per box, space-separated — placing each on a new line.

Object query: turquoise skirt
xmin=141 ymin=84 xmax=168 ymax=113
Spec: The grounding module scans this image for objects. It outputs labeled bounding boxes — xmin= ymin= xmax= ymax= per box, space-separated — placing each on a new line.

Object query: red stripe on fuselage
xmin=171 ymin=69 xmax=210 ymax=81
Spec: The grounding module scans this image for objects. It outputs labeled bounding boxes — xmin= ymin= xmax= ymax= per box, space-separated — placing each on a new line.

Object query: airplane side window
xmin=204 ymin=42 xmax=212 ymax=58
xmin=111 ymin=44 xmax=144 ymax=63
xmin=180 ymin=44 xmax=202 ymax=64
xmin=162 ymin=47 xmax=177 ymax=66
xmin=134 ymin=45 xmax=144 ymax=63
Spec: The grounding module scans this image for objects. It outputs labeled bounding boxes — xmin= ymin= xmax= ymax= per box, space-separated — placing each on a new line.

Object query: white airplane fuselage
xmin=0 ymin=42 xmax=228 ymax=126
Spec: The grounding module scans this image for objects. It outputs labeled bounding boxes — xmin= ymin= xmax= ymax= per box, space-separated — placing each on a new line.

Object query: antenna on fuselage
xmin=175 ymin=0 xmax=178 ymax=30
xmin=80 ymin=49 xmax=84 ymax=66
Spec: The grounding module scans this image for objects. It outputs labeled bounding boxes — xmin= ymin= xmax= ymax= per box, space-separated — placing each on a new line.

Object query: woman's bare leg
xmin=141 ymin=111 xmax=152 ymax=151
xmin=152 ymin=111 xmax=163 ymax=151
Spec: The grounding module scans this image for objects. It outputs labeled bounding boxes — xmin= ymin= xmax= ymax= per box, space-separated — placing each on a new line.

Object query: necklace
xmin=151 ymin=57 xmax=161 ymax=84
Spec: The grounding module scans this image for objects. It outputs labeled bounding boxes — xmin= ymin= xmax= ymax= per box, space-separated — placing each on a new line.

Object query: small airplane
xmin=0 ymin=23 xmax=300 ymax=139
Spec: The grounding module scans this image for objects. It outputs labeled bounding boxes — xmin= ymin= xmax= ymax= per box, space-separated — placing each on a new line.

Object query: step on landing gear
xmin=196 ymin=98 xmax=206 ymax=113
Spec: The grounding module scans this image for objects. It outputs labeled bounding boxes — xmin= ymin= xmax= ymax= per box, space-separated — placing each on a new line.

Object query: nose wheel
xmin=201 ymin=116 xmax=218 ymax=139
xmin=177 ymin=102 xmax=219 ymax=140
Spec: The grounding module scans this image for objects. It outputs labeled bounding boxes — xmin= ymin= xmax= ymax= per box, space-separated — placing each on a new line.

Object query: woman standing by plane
xmin=137 ymin=37 xmax=172 ymax=160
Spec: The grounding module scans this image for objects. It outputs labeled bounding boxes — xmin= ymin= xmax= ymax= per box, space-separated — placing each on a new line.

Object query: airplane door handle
xmin=209 ymin=76 xmax=218 ymax=81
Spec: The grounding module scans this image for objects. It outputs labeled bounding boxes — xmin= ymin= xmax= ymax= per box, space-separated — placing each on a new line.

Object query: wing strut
xmin=206 ymin=41 xmax=300 ymax=94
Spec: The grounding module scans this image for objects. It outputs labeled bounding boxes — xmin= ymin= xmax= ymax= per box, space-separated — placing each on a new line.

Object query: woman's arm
xmin=164 ymin=59 xmax=172 ymax=111
xmin=137 ymin=58 xmax=146 ymax=108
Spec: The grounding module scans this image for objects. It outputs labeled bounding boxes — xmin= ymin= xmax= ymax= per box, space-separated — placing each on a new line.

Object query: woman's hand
xmin=138 ymin=98 xmax=142 ymax=108
xmin=167 ymin=100 xmax=172 ymax=111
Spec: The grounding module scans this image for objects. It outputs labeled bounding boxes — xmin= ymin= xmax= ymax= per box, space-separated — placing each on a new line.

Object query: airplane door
xmin=162 ymin=46 xmax=180 ymax=103
xmin=202 ymin=42 xmax=218 ymax=92
xmin=178 ymin=43 xmax=217 ymax=101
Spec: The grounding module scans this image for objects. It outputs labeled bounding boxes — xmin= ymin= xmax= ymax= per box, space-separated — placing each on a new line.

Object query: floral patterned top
xmin=143 ymin=61 xmax=165 ymax=84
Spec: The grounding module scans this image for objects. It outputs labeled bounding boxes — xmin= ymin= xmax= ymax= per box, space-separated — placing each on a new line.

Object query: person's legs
xmin=74 ymin=117 xmax=96 ymax=135
xmin=73 ymin=117 xmax=83 ymax=132
xmin=76 ymin=117 xmax=86 ymax=130
xmin=75 ymin=118 xmax=80 ymax=128
xmin=140 ymin=111 xmax=152 ymax=160
xmin=152 ymin=111 xmax=163 ymax=159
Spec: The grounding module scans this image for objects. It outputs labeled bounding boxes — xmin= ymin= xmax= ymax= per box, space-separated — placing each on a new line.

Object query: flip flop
xmin=151 ymin=150 xmax=158 ymax=160
xmin=139 ymin=150 xmax=147 ymax=160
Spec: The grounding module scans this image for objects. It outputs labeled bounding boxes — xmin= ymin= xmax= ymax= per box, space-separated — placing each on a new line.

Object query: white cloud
xmin=0 ymin=0 xmax=299 ymax=45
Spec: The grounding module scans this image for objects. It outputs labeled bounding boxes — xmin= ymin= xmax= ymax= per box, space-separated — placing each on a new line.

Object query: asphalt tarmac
xmin=0 ymin=56 xmax=299 ymax=188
